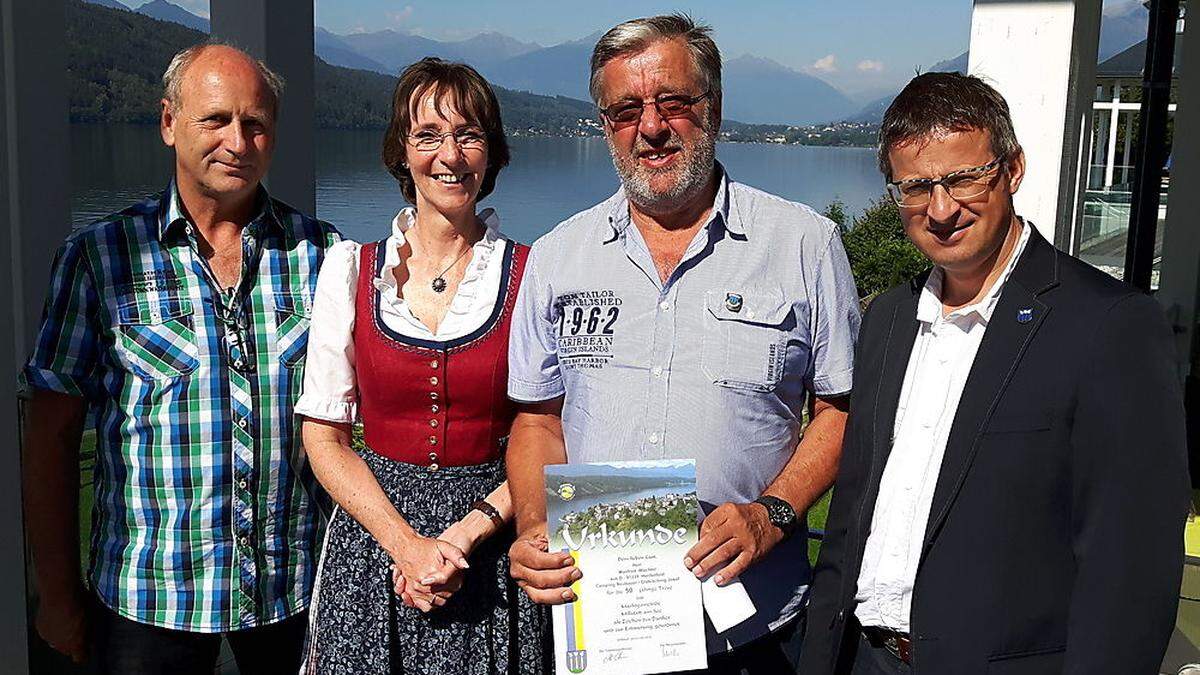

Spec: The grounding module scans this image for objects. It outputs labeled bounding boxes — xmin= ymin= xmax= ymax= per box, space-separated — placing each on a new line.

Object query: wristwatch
xmin=753 ymin=495 xmax=799 ymax=537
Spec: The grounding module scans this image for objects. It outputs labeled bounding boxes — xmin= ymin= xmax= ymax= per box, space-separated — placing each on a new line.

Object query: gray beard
xmin=607 ymin=127 xmax=717 ymax=216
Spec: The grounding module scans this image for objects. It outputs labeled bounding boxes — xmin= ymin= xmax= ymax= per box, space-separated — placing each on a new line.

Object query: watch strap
xmin=471 ymin=499 xmax=505 ymax=529
xmin=754 ymin=495 xmax=798 ymax=536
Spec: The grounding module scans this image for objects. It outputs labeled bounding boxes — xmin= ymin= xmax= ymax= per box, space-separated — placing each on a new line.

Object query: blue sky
xmin=309 ymin=0 xmax=975 ymax=97
xmin=126 ymin=0 xmax=1147 ymax=100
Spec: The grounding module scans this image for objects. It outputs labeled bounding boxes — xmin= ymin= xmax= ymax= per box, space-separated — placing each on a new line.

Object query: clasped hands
xmin=387 ymin=522 xmax=475 ymax=613
xmin=510 ymin=501 xmax=783 ymax=604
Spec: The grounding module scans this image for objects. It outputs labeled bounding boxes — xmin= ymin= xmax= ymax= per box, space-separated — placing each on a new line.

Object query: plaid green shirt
xmin=23 ymin=183 xmax=339 ymax=632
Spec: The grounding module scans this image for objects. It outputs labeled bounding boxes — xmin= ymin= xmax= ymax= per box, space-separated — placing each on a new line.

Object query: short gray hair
xmin=589 ymin=14 xmax=721 ymax=107
xmin=162 ymin=41 xmax=285 ymax=118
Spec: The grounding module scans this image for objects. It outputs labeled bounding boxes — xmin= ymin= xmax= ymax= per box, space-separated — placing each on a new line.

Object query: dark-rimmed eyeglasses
xmin=886 ymin=157 xmax=1005 ymax=208
xmin=213 ymin=294 xmax=255 ymax=374
xmin=406 ymin=127 xmax=487 ymax=152
xmin=599 ymin=90 xmax=712 ymax=127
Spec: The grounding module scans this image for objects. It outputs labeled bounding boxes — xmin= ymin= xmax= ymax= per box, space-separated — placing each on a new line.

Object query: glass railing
xmin=1077 ymin=179 xmax=1168 ymax=289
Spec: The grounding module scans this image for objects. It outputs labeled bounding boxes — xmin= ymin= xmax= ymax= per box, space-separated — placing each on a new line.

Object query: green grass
xmin=807 ymin=489 xmax=832 ymax=566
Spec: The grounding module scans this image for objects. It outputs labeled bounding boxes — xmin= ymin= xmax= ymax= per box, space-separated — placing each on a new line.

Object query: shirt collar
xmin=376 ymin=207 xmax=503 ymax=293
xmin=917 ymin=219 xmax=1033 ymax=326
xmin=604 ymin=162 xmax=738 ymax=240
xmin=158 ymin=179 xmax=281 ymax=242
xmin=389 ymin=206 xmax=502 ymax=247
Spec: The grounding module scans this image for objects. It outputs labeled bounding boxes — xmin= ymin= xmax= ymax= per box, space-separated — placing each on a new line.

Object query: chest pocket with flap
xmin=114 ymin=296 xmax=199 ymax=380
xmin=274 ymin=292 xmax=311 ymax=369
xmin=701 ymin=290 xmax=792 ymax=392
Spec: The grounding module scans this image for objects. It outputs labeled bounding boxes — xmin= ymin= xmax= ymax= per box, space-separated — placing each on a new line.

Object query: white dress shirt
xmin=294 ymin=207 xmax=509 ymax=423
xmin=854 ymin=222 xmax=1031 ymax=632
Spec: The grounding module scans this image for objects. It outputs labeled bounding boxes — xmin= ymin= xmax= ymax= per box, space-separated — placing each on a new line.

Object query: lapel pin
xmin=1017 ymin=307 xmax=1034 ymax=324
xmin=725 ymin=293 xmax=743 ymax=313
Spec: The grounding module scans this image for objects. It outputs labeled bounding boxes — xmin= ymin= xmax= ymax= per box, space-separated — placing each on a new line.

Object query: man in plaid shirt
xmin=21 ymin=43 xmax=338 ymax=674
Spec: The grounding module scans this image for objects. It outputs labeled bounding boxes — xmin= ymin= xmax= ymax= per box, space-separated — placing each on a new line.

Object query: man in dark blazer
xmin=800 ymin=72 xmax=1190 ymax=675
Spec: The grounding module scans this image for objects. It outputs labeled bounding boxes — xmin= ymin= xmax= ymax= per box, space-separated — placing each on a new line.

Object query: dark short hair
xmin=381 ymin=58 xmax=510 ymax=204
xmin=878 ymin=72 xmax=1021 ymax=179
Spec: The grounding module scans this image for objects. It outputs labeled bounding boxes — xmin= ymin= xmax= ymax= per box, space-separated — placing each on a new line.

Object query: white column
xmin=210 ymin=0 xmax=316 ymax=215
xmin=968 ymin=0 xmax=1101 ymax=248
xmin=1105 ymin=82 xmax=1121 ymax=189
xmin=1 ymin=0 xmax=72 ymax=670
xmin=1156 ymin=19 xmax=1199 ymax=377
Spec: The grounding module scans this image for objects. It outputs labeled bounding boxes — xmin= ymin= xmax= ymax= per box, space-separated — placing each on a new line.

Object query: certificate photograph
xmin=545 ymin=459 xmax=707 ymax=675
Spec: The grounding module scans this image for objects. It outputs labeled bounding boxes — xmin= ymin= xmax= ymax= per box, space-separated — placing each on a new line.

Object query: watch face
xmin=759 ymin=497 xmax=796 ymax=531
xmin=770 ymin=503 xmax=792 ymax=526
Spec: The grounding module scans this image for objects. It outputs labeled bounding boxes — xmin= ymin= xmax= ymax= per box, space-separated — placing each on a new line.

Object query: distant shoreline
xmin=66 ymin=120 xmax=876 ymax=149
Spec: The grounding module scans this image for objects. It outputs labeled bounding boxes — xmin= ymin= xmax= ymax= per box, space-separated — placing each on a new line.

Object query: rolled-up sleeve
xmin=296 ymin=240 xmax=361 ymax=423
xmin=22 ymin=236 xmax=102 ymax=398
xmin=806 ymin=227 xmax=861 ymax=397
xmin=508 ymin=241 xmax=563 ymax=402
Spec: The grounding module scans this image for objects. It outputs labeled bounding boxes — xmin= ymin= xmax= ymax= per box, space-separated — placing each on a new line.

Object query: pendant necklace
xmin=430 ymin=245 xmax=473 ymax=293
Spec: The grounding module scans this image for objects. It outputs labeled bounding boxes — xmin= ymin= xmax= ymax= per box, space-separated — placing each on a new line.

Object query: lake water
xmin=550 ymin=486 xmax=693 ymax=522
xmin=70 ymin=124 xmax=885 ymax=244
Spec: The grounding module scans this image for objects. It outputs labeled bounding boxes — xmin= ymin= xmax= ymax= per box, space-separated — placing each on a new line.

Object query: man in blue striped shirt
xmin=22 ymin=43 xmax=338 ymax=674
xmin=506 ymin=15 xmax=860 ymax=673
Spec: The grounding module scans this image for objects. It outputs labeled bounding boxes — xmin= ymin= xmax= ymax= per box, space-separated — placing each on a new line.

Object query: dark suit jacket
xmin=801 ymin=229 xmax=1190 ymax=674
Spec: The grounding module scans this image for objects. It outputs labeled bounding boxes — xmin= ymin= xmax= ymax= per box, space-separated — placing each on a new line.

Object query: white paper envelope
xmin=701 ymin=573 xmax=756 ymax=633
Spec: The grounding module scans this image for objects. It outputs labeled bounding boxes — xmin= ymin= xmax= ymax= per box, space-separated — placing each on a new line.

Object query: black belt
xmin=861 ymin=625 xmax=912 ymax=664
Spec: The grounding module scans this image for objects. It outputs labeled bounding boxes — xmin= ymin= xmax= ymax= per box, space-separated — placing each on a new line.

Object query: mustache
xmin=629 ymin=130 xmax=685 ymax=156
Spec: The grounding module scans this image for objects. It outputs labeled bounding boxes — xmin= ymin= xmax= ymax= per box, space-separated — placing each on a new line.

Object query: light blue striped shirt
xmin=509 ymin=165 xmax=861 ymax=650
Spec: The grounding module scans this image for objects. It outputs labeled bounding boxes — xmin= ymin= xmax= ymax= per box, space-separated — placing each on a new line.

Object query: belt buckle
xmin=884 ymin=634 xmax=912 ymax=664
xmin=863 ymin=626 xmax=912 ymax=665
xmin=882 ymin=635 xmax=903 ymax=661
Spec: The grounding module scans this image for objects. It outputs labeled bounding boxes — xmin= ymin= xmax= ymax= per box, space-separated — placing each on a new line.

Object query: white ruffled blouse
xmin=295 ymin=207 xmax=510 ymax=423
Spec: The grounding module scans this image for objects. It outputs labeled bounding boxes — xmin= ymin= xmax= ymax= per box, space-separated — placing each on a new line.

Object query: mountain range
xmin=138 ymin=0 xmax=211 ymax=31
xmin=319 ymin=25 xmax=864 ymax=125
xmin=846 ymin=2 xmax=1153 ymax=123
xmin=66 ymin=0 xmax=599 ymax=135
xmin=81 ymin=0 xmax=866 ymax=125
xmin=724 ymin=55 xmax=854 ymax=125
xmin=83 ymin=0 xmax=1155 ymax=127
xmin=337 ymin=29 xmax=543 ymax=75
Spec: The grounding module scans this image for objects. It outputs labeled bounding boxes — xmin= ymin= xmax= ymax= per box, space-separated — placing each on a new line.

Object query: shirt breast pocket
xmin=701 ymin=290 xmax=793 ymax=392
xmin=114 ymin=297 xmax=200 ymax=380
xmin=274 ymin=292 xmax=311 ymax=369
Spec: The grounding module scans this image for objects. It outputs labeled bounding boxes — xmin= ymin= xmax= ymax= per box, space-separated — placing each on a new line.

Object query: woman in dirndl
xmin=295 ymin=57 xmax=549 ymax=674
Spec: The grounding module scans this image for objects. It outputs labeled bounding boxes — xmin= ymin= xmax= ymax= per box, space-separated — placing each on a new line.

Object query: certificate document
xmin=545 ymin=460 xmax=707 ymax=675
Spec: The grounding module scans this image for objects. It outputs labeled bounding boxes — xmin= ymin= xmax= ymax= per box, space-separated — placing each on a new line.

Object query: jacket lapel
xmin=873 ymin=283 xmax=916 ymax=478
xmin=859 ymin=278 xmax=922 ymax=528
xmin=842 ymin=279 xmax=924 ymax=605
xmin=920 ymin=228 xmax=1060 ymax=555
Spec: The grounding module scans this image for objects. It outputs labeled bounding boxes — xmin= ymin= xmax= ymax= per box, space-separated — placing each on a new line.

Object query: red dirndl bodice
xmin=353 ymin=238 xmax=529 ymax=467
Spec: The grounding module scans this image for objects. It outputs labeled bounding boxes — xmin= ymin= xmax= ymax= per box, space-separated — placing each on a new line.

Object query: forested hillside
xmin=64 ymin=0 xmax=600 ymax=134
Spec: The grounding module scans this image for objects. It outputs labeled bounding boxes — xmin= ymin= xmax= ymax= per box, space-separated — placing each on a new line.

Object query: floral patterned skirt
xmin=303 ymin=449 xmax=551 ymax=675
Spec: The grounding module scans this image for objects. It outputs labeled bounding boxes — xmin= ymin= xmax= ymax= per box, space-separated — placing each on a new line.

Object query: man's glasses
xmin=599 ymin=90 xmax=712 ymax=127
xmin=214 ymin=293 xmax=254 ymax=374
xmin=885 ymin=157 xmax=1005 ymax=208
xmin=406 ymin=127 xmax=487 ymax=152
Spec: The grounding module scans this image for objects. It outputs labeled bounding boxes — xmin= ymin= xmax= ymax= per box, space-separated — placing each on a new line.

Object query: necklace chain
xmin=429 ymin=245 xmax=473 ymax=293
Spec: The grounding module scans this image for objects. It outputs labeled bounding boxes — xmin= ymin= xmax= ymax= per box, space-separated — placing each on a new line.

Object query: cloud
xmin=386 ymin=5 xmax=414 ymax=27
xmin=856 ymin=59 xmax=884 ymax=73
xmin=810 ymin=54 xmax=837 ymax=73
